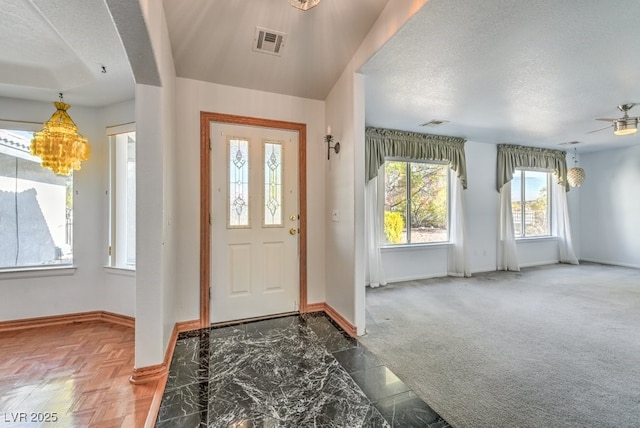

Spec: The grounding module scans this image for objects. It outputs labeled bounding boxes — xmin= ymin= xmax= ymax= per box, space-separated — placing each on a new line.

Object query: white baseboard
xmin=519 ymin=260 xmax=559 ymax=268
xmin=378 ymin=260 xmax=597 ymax=284
xmin=471 ymin=266 xmax=498 ymax=274
xmin=579 ymin=258 xmax=640 ymax=270
xmin=385 ymin=271 xmax=448 ymax=284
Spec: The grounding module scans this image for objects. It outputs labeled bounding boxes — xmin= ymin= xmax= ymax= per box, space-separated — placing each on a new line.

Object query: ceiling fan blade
xmin=586 ymin=124 xmax=612 ymax=134
xmin=594 ymin=118 xmax=617 ymax=122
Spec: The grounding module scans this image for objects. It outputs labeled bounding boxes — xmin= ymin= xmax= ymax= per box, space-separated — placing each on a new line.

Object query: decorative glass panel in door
xmin=264 ymin=141 xmax=283 ymax=227
xmin=228 ymin=138 xmax=250 ymax=227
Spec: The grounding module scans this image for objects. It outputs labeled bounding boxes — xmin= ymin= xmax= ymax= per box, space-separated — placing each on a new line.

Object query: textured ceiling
xmin=163 ymin=0 xmax=389 ymax=100
xmin=4 ymin=0 xmax=640 ymax=154
xmin=361 ymin=0 xmax=640 ymax=152
xmin=0 ymin=0 xmax=134 ymax=107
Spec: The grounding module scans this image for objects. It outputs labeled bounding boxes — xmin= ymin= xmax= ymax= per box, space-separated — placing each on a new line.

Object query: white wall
xmin=325 ymin=65 xmax=358 ymax=330
xmin=173 ymin=78 xmax=327 ymax=323
xmin=0 ymin=97 xmax=104 ymax=320
xmin=517 ymin=239 xmax=559 ymax=267
xmin=135 ymin=0 xmax=178 ymax=368
xmin=325 ymin=0 xmax=430 ymax=334
xmin=566 ymin=179 xmax=581 ymax=260
xmin=463 ymin=141 xmax=499 ymax=272
xmin=579 ymin=144 xmax=640 ymax=268
xmin=381 ymin=245 xmax=449 ymax=281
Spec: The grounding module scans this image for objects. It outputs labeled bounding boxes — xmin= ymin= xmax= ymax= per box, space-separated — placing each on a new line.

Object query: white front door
xmin=210 ymin=123 xmax=299 ymax=323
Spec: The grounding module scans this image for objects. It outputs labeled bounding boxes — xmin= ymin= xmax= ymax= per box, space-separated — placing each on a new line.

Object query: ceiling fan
xmin=588 ymin=103 xmax=639 ymax=136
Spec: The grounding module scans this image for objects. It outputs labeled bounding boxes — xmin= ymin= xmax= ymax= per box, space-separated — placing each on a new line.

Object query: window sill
xmin=103 ymin=266 xmax=136 ymax=277
xmin=516 ymin=236 xmax=558 ymax=243
xmin=382 ymin=242 xmax=452 ymax=252
xmin=0 ymin=265 xmax=77 ymax=280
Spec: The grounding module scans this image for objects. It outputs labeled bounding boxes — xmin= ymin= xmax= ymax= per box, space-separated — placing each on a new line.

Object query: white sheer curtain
xmin=498 ymin=182 xmax=520 ymax=271
xmin=448 ymin=169 xmax=471 ymax=277
xmin=365 ymin=177 xmax=386 ymax=288
xmin=552 ymin=180 xmax=579 ymax=264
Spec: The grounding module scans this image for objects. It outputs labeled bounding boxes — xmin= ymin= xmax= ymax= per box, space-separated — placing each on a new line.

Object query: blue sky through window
xmin=511 ymin=172 xmax=547 ymax=201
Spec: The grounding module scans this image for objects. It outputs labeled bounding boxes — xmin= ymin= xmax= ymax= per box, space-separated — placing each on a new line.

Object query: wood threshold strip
xmin=210 ymin=311 xmax=299 ymax=329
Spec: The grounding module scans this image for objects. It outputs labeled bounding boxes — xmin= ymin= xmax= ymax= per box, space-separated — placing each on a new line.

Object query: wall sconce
xmin=325 ymin=126 xmax=340 ymax=159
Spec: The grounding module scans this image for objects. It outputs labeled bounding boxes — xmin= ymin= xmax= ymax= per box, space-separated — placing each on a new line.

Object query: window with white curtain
xmin=381 ymin=160 xmax=449 ymax=245
xmin=108 ymin=127 xmax=136 ymax=268
xmin=511 ymin=169 xmax=551 ymax=238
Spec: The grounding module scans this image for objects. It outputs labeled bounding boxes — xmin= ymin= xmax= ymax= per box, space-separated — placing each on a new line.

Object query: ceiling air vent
xmin=253 ymin=27 xmax=286 ymax=56
xmin=420 ymin=119 xmax=450 ymax=127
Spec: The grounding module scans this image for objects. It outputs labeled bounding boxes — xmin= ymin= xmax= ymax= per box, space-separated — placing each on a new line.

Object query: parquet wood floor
xmin=0 ymin=321 xmax=157 ymax=427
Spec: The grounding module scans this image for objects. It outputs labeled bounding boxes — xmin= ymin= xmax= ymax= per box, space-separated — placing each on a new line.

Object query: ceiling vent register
xmin=420 ymin=119 xmax=450 ymax=127
xmin=253 ymin=27 xmax=286 ymax=56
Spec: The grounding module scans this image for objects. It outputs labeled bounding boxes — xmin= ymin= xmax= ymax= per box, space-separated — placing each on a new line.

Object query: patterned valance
xmin=497 ymin=144 xmax=569 ymax=192
xmin=365 ymin=127 xmax=467 ymax=189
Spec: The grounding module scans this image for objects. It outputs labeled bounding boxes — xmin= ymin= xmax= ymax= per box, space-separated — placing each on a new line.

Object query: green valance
xmin=365 ymin=127 xmax=468 ymax=189
xmin=497 ymin=144 xmax=569 ymax=192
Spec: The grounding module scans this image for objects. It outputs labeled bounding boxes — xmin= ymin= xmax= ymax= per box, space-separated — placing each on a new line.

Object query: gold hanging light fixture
xmin=567 ymin=147 xmax=585 ymax=188
xmin=31 ymin=93 xmax=90 ymax=176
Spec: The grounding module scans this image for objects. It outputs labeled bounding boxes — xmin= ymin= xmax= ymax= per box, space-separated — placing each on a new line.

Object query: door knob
xmin=289 ymin=228 xmax=298 ymax=235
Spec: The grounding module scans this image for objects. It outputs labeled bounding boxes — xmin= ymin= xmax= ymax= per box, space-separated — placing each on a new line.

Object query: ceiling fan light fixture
xmin=613 ymin=118 xmax=638 ymax=136
xmin=289 ymin=0 xmax=320 ymax=11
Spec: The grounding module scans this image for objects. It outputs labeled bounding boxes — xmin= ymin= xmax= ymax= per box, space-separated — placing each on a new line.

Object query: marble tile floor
xmin=155 ymin=313 xmax=450 ymax=427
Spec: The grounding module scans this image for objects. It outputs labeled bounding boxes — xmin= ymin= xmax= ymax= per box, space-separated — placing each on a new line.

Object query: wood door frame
xmin=200 ymin=112 xmax=308 ymax=328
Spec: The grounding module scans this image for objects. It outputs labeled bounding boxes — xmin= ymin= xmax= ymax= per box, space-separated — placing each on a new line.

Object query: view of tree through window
xmin=511 ymin=170 xmax=550 ymax=237
xmin=0 ymin=129 xmax=73 ymax=268
xmin=383 ymin=160 xmax=448 ymax=244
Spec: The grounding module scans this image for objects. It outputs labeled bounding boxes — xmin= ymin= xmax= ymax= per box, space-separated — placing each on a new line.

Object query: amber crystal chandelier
xmin=289 ymin=0 xmax=320 ymax=11
xmin=31 ymin=93 xmax=90 ymax=176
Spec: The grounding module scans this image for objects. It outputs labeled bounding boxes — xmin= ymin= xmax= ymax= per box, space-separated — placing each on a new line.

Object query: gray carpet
xmin=360 ymin=262 xmax=640 ymax=428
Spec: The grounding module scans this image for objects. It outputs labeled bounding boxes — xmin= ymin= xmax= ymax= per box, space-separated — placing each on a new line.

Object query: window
xmin=511 ymin=169 xmax=551 ymax=238
xmin=383 ymin=160 xmax=449 ymax=245
xmin=108 ymin=128 xmax=136 ymax=268
xmin=0 ymin=128 xmax=73 ymax=269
